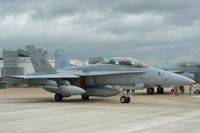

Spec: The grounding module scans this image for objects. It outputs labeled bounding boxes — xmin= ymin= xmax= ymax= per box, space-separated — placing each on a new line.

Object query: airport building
xmin=0 ymin=48 xmax=55 ymax=88
xmin=0 ymin=58 xmax=55 ymax=78
xmin=0 ymin=48 xmax=87 ymax=88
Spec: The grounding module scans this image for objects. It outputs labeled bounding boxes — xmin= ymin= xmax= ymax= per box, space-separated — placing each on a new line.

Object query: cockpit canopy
xmin=99 ymin=57 xmax=149 ymax=67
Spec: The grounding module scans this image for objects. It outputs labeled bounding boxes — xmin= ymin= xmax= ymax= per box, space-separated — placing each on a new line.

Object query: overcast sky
xmin=0 ymin=0 xmax=200 ymax=65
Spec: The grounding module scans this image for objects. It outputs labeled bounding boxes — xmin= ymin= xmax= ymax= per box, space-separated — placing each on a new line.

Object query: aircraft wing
xmin=6 ymin=72 xmax=79 ymax=79
xmin=6 ymin=70 xmax=145 ymax=79
xmin=75 ymin=71 xmax=145 ymax=76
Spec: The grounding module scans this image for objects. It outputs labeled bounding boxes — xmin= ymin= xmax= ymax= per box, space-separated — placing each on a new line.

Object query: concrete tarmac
xmin=0 ymin=87 xmax=200 ymax=133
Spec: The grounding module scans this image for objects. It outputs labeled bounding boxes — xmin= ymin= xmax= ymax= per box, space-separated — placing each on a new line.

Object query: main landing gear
xmin=147 ymin=87 xmax=164 ymax=94
xmin=147 ymin=87 xmax=154 ymax=94
xmin=54 ymin=93 xmax=71 ymax=102
xmin=157 ymin=87 xmax=164 ymax=94
xmin=120 ymin=89 xmax=132 ymax=103
xmin=55 ymin=93 xmax=63 ymax=102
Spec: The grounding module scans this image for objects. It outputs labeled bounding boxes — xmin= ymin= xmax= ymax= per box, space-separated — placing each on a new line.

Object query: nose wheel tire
xmin=55 ymin=93 xmax=63 ymax=102
xmin=147 ymin=87 xmax=154 ymax=95
xmin=120 ymin=96 xmax=130 ymax=103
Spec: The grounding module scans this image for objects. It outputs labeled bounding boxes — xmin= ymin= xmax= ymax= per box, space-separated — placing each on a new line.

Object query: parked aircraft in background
xmin=7 ymin=46 xmax=195 ymax=103
xmin=162 ymin=61 xmax=200 ymax=81
xmin=162 ymin=61 xmax=200 ymax=94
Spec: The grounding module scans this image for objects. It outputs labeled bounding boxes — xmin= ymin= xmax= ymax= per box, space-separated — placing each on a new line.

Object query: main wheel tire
xmin=55 ymin=93 xmax=63 ymax=102
xmin=157 ymin=87 xmax=164 ymax=94
xmin=147 ymin=87 xmax=154 ymax=95
xmin=160 ymin=87 xmax=164 ymax=93
xmin=126 ymin=97 xmax=131 ymax=103
xmin=120 ymin=96 xmax=127 ymax=103
xmin=82 ymin=95 xmax=89 ymax=100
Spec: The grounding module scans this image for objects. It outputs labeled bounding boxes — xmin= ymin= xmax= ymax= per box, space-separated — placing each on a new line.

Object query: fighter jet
xmin=162 ymin=61 xmax=200 ymax=93
xmin=162 ymin=61 xmax=200 ymax=82
xmin=7 ymin=46 xmax=195 ymax=103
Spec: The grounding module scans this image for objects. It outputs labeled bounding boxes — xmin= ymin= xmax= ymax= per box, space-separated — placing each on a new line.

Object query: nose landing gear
xmin=55 ymin=93 xmax=63 ymax=102
xmin=54 ymin=93 xmax=71 ymax=102
xmin=120 ymin=96 xmax=130 ymax=103
xmin=120 ymin=89 xmax=132 ymax=103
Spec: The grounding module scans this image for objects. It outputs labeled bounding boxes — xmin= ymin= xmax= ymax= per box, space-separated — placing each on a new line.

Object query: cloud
xmin=0 ymin=0 xmax=200 ymax=65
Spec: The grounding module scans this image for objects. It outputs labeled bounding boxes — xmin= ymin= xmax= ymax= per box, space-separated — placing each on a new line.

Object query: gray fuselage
xmin=62 ymin=63 xmax=193 ymax=88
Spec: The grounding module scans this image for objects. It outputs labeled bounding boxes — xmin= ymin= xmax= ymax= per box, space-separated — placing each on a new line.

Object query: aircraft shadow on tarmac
xmin=2 ymin=92 xmax=173 ymax=104
xmin=134 ymin=92 xmax=172 ymax=96
xmin=3 ymin=97 xmax=115 ymax=104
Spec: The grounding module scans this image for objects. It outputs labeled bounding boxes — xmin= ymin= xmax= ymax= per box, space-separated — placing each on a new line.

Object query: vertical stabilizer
xmin=55 ymin=49 xmax=71 ymax=69
xmin=27 ymin=45 xmax=56 ymax=74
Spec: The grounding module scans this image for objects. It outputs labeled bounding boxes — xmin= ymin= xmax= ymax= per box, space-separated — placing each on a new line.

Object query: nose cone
xmin=179 ymin=76 xmax=195 ymax=85
xmin=169 ymin=73 xmax=195 ymax=86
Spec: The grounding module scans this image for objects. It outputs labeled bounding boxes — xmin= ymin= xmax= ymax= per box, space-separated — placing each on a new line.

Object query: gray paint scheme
xmin=55 ymin=49 xmax=71 ymax=69
xmin=64 ymin=64 xmax=193 ymax=87
xmin=27 ymin=46 xmax=56 ymax=74
xmin=162 ymin=62 xmax=200 ymax=82
xmin=6 ymin=45 xmax=195 ymax=102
